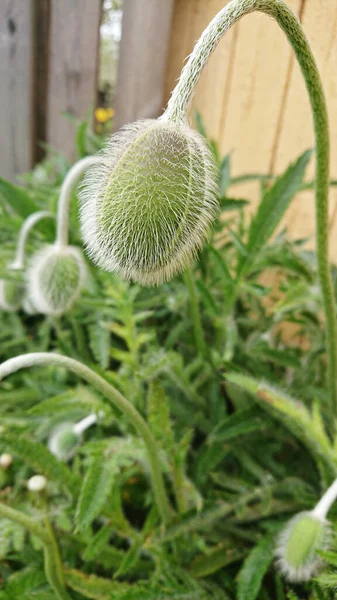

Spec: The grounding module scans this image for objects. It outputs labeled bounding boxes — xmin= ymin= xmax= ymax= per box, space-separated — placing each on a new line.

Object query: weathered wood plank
xmin=0 ymin=0 xmax=35 ymax=180
xmin=114 ymin=0 xmax=174 ymax=130
xmin=47 ymin=0 xmax=102 ymax=160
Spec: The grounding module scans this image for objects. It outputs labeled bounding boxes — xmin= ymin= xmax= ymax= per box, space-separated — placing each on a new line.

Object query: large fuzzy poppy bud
xmin=27 ymin=244 xmax=86 ymax=316
xmin=79 ymin=119 xmax=218 ymax=286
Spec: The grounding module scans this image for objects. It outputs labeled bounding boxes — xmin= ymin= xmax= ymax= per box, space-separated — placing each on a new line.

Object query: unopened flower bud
xmin=27 ymin=244 xmax=86 ymax=316
xmin=275 ymin=511 xmax=330 ymax=582
xmin=0 ymin=453 xmax=13 ymax=468
xmin=0 ymin=278 xmax=24 ymax=311
xmin=80 ymin=119 xmax=218 ymax=286
xmin=27 ymin=474 xmax=47 ymax=492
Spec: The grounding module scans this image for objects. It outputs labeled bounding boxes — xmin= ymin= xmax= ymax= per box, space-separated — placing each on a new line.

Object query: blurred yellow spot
xmin=95 ymin=107 xmax=115 ymax=123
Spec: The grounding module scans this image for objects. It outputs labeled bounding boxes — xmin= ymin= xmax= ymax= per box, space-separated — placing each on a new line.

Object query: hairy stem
xmin=0 ymin=502 xmax=72 ymax=600
xmin=0 ymin=353 xmax=171 ymax=524
xmin=10 ymin=211 xmax=54 ymax=270
xmin=183 ymin=268 xmax=205 ymax=356
xmin=56 ymin=156 xmax=100 ymax=248
xmin=164 ymin=0 xmax=337 ymax=412
xmin=312 ymin=477 xmax=337 ymax=520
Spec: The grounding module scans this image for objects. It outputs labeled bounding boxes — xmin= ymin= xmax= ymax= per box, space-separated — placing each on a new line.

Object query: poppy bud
xmin=79 ymin=119 xmax=218 ymax=285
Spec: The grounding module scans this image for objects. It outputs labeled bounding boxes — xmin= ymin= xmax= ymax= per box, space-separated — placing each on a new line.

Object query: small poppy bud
xmin=79 ymin=119 xmax=218 ymax=286
xmin=27 ymin=474 xmax=47 ymax=493
xmin=0 ymin=278 xmax=24 ymax=312
xmin=275 ymin=511 xmax=330 ymax=582
xmin=27 ymin=244 xmax=86 ymax=316
xmin=48 ymin=414 xmax=98 ymax=461
xmin=0 ymin=453 xmax=13 ymax=468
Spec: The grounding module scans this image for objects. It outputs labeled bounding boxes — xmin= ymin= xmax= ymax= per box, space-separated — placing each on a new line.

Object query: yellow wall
xmin=165 ymin=0 xmax=337 ymax=259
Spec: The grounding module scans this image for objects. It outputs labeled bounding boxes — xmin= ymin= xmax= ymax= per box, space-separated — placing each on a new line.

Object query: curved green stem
xmin=164 ymin=0 xmax=337 ymax=412
xmin=183 ymin=268 xmax=205 ymax=356
xmin=0 ymin=353 xmax=171 ymax=524
xmin=0 ymin=502 xmax=72 ymax=600
xmin=55 ymin=156 xmax=100 ymax=248
xmin=10 ymin=211 xmax=54 ymax=270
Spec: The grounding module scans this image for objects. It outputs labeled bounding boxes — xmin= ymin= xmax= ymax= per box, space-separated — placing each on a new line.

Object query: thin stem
xmin=56 ymin=156 xmax=100 ymax=248
xmin=10 ymin=211 xmax=54 ymax=270
xmin=183 ymin=268 xmax=205 ymax=356
xmin=0 ymin=502 xmax=72 ymax=600
xmin=0 ymin=353 xmax=171 ymax=524
xmin=164 ymin=0 xmax=337 ymax=413
xmin=312 ymin=478 xmax=337 ymax=520
xmin=73 ymin=413 xmax=97 ymax=435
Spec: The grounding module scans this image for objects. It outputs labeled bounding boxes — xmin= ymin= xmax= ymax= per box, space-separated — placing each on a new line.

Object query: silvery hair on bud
xmin=27 ymin=244 xmax=86 ymax=316
xmin=79 ymin=119 xmax=219 ymax=286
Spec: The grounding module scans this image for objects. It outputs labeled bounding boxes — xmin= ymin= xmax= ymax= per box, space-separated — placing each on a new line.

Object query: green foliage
xmin=0 ymin=115 xmax=336 ymax=600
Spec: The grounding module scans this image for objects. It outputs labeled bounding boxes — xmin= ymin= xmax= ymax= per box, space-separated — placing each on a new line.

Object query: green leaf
xmin=0 ymin=433 xmax=78 ymax=494
xmin=220 ymin=198 xmax=249 ymax=211
xmin=237 ymin=150 xmax=312 ymax=277
xmin=89 ymin=320 xmax=111 ymax=369
xmin=219 ymin=154 xmax=231 ymax=196
xmin=189 ymin=545 xmax=243 ymax=577
xmin=147 ymin=379 xmax=174 ymax=453
xmin=65 ymin=568 xmax=131 ymax=599
xmin=209 ymin=408 xmax=269 ymax=444
xmin=0 ymin=178 xmax=39 ymax=218
xmin=75 ymin=451 xmax=120 ymax=531
xmin=236 ymin=533 xmax=275 ymax=600
xmin=194 ymin=111 xmax=207 ymax=138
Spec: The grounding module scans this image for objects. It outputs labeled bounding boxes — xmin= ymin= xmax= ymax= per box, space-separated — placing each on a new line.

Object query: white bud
xmin=0 ymin=453 xmax=13 ymax=468
xmin=79 ymin=119 xmax=219 ymax=286
xmin=27 ymin=244 xmax=86 ymax=316
xmin=48 ymin=422 xmax=81 ymax=461
xmin=27 ymin=474 xmax=47 ymax=492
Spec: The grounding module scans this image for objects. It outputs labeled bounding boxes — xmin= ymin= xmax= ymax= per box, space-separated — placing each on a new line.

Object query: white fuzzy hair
xmin=274 ymin=511 xmax=330 ymax=582
xmin=27 ymin=244 xmax=86 ymax=316
xmin=79 ymin=119 xmax=219 ymax=286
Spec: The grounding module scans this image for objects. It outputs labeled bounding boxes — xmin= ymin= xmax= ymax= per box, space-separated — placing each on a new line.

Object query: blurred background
xmin=1 ymin=0 xmax=337 ymax=255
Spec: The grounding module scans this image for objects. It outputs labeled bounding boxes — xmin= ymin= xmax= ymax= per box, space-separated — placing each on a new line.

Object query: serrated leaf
xmin=237 ymin=150 xmax=312 ymax=277
xmin=147 ymin=379 xmax=174 ymax=453
xmin=65 ymin=568 xmax=131 ymax=599
xmin=236 ymin=533 xmax=275 ymax=600
xmin=189 ymin=545 xmax=243 ymax=577
xmin=89 ymin=321 xmax=111 ymax=369
xmin=0 ymin=433 xmax=78 ymax=494
xmin=75 ymin=452 xmax=120 ymax=531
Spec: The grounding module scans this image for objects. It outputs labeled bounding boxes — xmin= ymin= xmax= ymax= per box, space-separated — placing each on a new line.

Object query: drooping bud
xmin=275 ymin=511 xmax=330 ymax=582
xmin=0 ymin=277 xmax=24 ymax=312
xmin=48 ymin=414 xmax=98 ymax=461
xmin=79 ymin=119 xmax=218 ymax=286
xmin=27 ymin=474 xmax=47 ymax=493
xmin=27 ymin=244 xmax=86 ymax=316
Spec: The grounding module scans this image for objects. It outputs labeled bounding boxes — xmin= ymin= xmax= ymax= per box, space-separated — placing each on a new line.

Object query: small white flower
xmin=27 ymin=474 xmax=47 ymax=492
xmin=0 ymin=453 xmax=13 ymax=468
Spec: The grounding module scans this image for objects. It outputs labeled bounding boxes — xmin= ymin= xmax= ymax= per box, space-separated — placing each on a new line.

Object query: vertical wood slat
xmin=0 ymin=0 xmax=35 ymax=180
xmin=47 ymin=0 xmax=102 ymax=161
xmin=114 ymin=0 xmax=174 ymax=130
xmin=165 ymin=0 xmax=337 ymax=260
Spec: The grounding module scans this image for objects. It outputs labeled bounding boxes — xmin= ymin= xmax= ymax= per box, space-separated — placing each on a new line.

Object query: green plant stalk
xmin=10 ymin=210 xmax=54 ymax=270
xmin=0 ymin=502 xmax=72 ymax=600
xmin=164 ymin=0 xmax=337 ymax=413
xmin=0 ymin=353 xmax=171 ymax=524
xmin=183 ymin=268 xmax=205 ymax=356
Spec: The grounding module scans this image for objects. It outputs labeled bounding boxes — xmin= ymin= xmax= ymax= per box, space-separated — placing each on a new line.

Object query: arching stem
xmin=0 ymin=502 xmax=72 ymax=600
xmin=55 ymin=156 xmax=100 ymax=249
xmin=0 ymin=353 xmax=172 ymax=524
xmin=10 ymin=211 xmax=54 ymax=271
xmin=164 ymin=0 xmax=337 ymax=413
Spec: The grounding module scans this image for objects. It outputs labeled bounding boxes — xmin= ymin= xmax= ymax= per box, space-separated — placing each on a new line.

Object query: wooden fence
xmin=164 ymin=0 xmax=337 ymax=258
xmin=1 ymin=0 xmax=337 ymax=258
